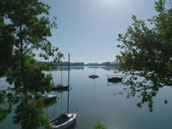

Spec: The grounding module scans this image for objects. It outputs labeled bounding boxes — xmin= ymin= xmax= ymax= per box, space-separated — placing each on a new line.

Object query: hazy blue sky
xmin=44 ymin=0 xmax=157 ymax=63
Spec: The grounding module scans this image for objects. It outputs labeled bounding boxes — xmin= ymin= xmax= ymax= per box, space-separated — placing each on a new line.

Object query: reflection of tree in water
xmin=101 ymin=66 xmax=117 ymax=71
xmin=0 ymin=90 xmax=17 ymax=122
xmin=0 ymin=66 xmax=53 ymax=129
xmin=56 ymin=66 xmax=84 ymax=71
xmin=114 ymin=72 xmax=168 ymax=112
xmin=88 ymin=66 xmax=117 ymax=71
xmin=13 ymin=94 xmax=50 ymax=129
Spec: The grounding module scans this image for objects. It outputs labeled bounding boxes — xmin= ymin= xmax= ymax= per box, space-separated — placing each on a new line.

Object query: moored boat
xmin=108 ymin=77 xmax=122 ymax=82
xmin=42 ymin=94 xmax=57 ymax=104
xmin=89 ymin=75 xmax=99 ymax=79
xmin=50 ymin=53 xmax=77 ymax=129
xmin=107 ymin=75 xmax=123 ymax=83
xmin=50 ymin=112 xmax=77 ymax=129
xmin=53 ymin=53 xmax=70 ymax=92
xmin=52 ymin=85 xmax=69 ymax=91
xmin=89 ymin=66 xmax=99 ymax=79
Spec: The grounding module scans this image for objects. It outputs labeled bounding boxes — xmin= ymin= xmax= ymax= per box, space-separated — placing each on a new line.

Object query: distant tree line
xmin=36 ymin=61 xmax=118 ymax=67
xmin=86 ymin=62 xmax=118 ymax=66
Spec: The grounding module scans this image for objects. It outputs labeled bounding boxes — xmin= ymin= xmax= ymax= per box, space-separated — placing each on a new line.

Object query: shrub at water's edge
xmin=92 ymin=123 xmax=107 ymax=129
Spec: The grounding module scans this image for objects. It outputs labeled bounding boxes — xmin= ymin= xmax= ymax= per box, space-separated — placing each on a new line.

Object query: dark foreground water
xmin=0 ymin=66 xmax=172 ymax=129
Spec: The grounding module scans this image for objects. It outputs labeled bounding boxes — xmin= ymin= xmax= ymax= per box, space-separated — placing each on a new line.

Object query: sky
xmin=43 ymin=0 xmax=157 ymax=63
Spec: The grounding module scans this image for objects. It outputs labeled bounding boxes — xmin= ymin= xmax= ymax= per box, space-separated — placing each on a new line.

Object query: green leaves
xmin=117 ymin=0 xmax=172 ymax=80
xmin=155 ymin=0 xmax=166 ymax=12
xmin=0 ymin=0 xmax=62 ymax=92
xmin=116 ymin=0 xmax=172 ymax=111
xmin=92 ymin=123 xmax=107 ymax=129
xmin=0 ymin=0 xmax=62 ymax=128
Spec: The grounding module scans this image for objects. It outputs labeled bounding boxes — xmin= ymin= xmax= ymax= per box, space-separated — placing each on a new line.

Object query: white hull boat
xmin=50 ymin=112 xmax=77 ymax=129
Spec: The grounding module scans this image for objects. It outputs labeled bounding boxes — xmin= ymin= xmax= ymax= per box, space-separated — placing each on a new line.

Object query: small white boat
xmin=50 ymin=112 xmax=77 ymax=129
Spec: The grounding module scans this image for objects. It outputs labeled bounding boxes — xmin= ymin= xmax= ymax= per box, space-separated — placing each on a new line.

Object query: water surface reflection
xmin=0 ymin=66 xmax=172 ymax=129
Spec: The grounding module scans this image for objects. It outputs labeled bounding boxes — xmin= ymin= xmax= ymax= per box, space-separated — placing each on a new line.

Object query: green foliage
xmin=92 ymin=123 xmax=107 ymax=129
xmin=0 ymin=17 xmax=14 ymax=77
xmin=0 ymin=90 xmax=13 ymax=122
xmin=116 ymin=0 xmax=172 ymax=111
xmin=1 ymin=0 xmax=62 ymax=90
xmin=3 ymin=0 xmax=63 ymax=96
xmin=0 ymin=0 xmax=62 ymax=128
xmin=117 ymin=0 xmax=172 ymax=85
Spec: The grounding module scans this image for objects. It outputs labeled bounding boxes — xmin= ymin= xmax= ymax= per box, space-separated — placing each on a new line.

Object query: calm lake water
xmin=1 ymin=66 xmax=172 ymax=129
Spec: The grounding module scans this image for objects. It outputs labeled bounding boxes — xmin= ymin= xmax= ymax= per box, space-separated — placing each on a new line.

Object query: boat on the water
xmin=52 ymin=85 xmax=69 ymax=91
xmin=50 ymin=53 xmax=77 ymax=129
xmin=89 ymin=66 xmax=99 ymax=79
xmin=108 ymin=77 xmax=122 ymax=82
xmin=52 ymin=53 xmax=70 ymax=92
xmin=89 ymin=75 xmax=99 ymax=79
xmin=42 ymin=94 xmax=57 ymax=104
xmin=107 ymin=75 xmax=123 ymax=83
xmin=50 ymin=112 xmax=77 ymax=129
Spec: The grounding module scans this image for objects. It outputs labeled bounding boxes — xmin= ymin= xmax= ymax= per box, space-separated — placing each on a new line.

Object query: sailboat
xmin=52 ymin=57 xmax=70 ymax=91
xmin=50 ymin=112 xmax=77 ymax=129
xmin=50 ymin=53 xmax=77 ymax=129
xmin=89 ymin=66 xmax=99 ymax=79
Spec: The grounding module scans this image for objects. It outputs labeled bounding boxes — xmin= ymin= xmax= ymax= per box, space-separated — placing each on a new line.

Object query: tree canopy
xmin=116 ymin=0 xmax=172 ymax=111
xmin=0 ymin=0 xmax=62 ymax=128
xmin=117 ymin=0 xmax=172 ymax=86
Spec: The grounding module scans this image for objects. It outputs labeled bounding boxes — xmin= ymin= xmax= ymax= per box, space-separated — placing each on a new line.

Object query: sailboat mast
xmin=94 ymin=67 xmax=95 ymax=75
xmin=67 ymin=90 xmax=70 ymax=113
xmin=68 ymin=53 xmax=70 ymax=86
xmin=60 ymin=61 xmax=62 ymax=85
xmin=67 ymin=53 xmax=70 ymax=113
